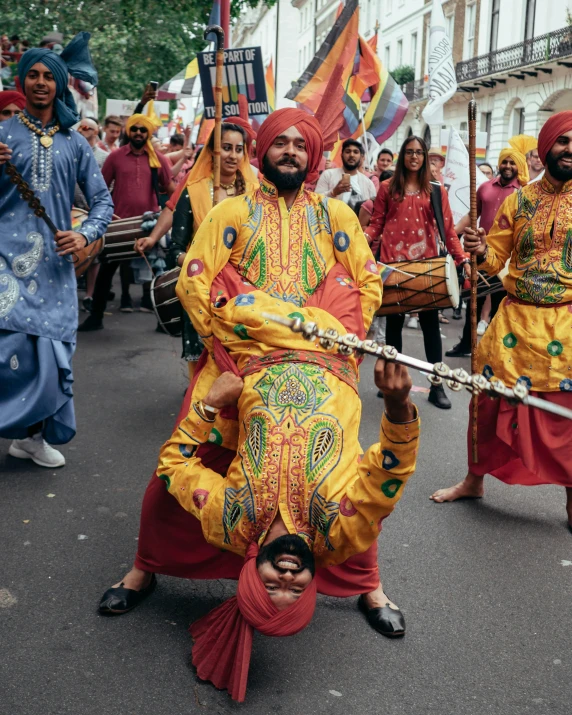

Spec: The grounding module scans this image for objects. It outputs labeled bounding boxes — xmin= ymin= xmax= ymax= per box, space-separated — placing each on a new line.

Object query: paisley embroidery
xmin=513 ymin=189 xmax=540 ymax=222
xmin=0 ymin=274 xmax=19 ymax=318
xmin=516 ymin=269 xmax=566 ymax=304
xmin=0 ymin=257 xmax=6 ymax=271
xmin=12 ymin=232 xmax=43 ymax=278
xmin=561 ymin=230 xmax=572 ymax=274
xmin=10 ymin=355 xmax=19 ymax=370
xmin=27 ymin=280 xmax=38 ymax=295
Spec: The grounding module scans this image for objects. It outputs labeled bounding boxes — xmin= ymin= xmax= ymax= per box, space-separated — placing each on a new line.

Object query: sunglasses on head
xmin=130 ymin=126 xmax=148 ymax=134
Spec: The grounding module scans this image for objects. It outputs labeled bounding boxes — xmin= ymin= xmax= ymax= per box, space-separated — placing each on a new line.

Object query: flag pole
xmin=468 ymin=97 xmax=479 ymax=463
xmin=204 ymin=24 xmax=225 ymax=206
xmin=360 ymin=103 xmax=370 ymax=169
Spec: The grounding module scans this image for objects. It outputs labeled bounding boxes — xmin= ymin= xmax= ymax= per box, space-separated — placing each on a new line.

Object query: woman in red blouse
xmin=365 ymin=136 xmax=469 ymax=409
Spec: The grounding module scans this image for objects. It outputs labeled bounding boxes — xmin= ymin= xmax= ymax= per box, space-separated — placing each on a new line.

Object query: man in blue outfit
xmin=0 ymin=33 xmax=113 ymax=468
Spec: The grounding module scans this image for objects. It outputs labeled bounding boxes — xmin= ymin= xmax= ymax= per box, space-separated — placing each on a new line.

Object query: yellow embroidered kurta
xmin=156 ymin=179 xmax=420 ymax=567
xmin=477 ymin=177 xmax=572 ymax=391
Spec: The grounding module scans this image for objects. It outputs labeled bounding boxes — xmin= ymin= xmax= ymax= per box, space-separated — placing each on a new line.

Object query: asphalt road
xmin=1 ymin=298 xmax=571 ymax=715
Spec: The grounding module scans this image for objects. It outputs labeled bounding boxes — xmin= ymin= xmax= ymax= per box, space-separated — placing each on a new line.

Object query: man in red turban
xmin=99 ymin=107 xmax=421 ymax=700
xmin=431 ymin=111 xmax=572 ymax=533
xmin=0 ymin=90 xmax=26 ymax=121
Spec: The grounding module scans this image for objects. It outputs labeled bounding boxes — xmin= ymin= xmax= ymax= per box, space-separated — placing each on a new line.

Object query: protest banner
xmin=422 ymin=0 xmax=457 ymax=125
xmin=198 ymin=46 xmax=269 ymax=120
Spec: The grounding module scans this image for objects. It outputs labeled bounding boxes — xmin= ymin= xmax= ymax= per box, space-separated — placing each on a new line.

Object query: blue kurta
xmin=0 ymin=111 xmax=113 ymax=442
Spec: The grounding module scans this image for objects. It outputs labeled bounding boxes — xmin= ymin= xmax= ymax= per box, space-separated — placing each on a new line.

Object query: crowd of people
xmin=1 ymin=30 xmax=572 ymax=705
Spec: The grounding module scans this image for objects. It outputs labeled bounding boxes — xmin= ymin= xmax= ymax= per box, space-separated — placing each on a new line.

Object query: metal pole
xmin=468 ymin=98 xmax=479 ymax=463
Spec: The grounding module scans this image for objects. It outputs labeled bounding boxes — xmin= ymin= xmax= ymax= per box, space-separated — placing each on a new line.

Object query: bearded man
xmin=0 ymin=33 xmax=113 ymax=467
xmin=0 ymin=90 xmax=26 ymax=122
xmin=315 ymin=137 xmax=376 ymax=209
xmin=431 ymin=111 xmax=572 ymax=531
xmin=99 ymin=109 xmax=420 ymax=700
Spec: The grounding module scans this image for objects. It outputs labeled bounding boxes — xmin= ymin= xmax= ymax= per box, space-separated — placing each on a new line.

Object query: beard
xmin=262 ymin=155 xmax=308 ymax=190
xmin=256 ymin=533 xmax=315 ymax=576
xmin=545 ymin=150 xmax=572 ymax=182
xmin=130 ymin=137 xmax=147 ymax=150
xmin=342 ymin=158 xmax=360 ymax=172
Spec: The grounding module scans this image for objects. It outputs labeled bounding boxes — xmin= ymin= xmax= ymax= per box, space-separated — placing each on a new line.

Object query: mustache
xmin=556 ymin=152 xmax=572 ymax=160
xmin=277 ymin=157 xmax=300 ymax=167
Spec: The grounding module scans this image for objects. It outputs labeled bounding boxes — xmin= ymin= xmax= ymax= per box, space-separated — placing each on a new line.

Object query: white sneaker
xmin=477 ymin=319 xmax=489 ymax=336
xmin=407 ymin=316 xmax=419 ymax=329
xmin=8 ymin=434 xmax=66 ymax=468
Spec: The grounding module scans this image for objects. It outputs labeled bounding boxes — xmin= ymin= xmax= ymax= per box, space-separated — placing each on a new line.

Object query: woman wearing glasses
xmin=365 ymin=136 xmax=468 ymax=409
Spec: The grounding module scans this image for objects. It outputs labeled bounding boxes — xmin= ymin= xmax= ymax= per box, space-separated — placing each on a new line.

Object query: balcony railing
xmin=456 ymin=25 xmax=572 ymax=82
xmin=403 ymin=25 xmax=572 ymax=101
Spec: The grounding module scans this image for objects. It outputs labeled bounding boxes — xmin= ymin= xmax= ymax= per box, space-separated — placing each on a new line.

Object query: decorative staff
xmin=262 ymin=314 xmax=572 ymax=421
xmin=204 ymin=24 xmax=225 ymax=206
xmin=468 ymin=97 xmax=479 ymax=461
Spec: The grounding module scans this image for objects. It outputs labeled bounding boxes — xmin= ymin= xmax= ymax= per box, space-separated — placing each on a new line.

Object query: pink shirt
xmin=477 ymin=175 xmax=520 ymax=234
xmin=365 ymin=180 xmax=467 ymax=265
xmin=101 ymin=144 xmax=172 ymax=218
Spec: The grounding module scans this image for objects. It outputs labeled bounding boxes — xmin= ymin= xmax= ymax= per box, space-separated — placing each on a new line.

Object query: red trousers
xmin=468 ymin=391 xmax=572 ymax=487
xmin=135 ymin=387 xmax=380 ymax=597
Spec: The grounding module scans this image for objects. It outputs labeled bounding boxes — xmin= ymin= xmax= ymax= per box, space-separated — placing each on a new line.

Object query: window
xmin=385 ymin=44 xmax=391 ymax=68
xmin=397 ymin=39 xmax=403 ymax=66
xmin=445 ymin=13 xmax=455 ymax=43
xmin=411 ymin=32 xmax=418 ymax=72
xmin=490 ymin=0 xmax=500 ymax=51
xmin=514 ymin=107 xmax=525 ymax=135
xmin=524 ymin=0 xmax=536 ymax=41
xmin=465 ymin=2 xmax=476 ymax=59
xmin=481 ymin=112 xmax=492 ymax=153
xmin=460 ymin=121 xmax=468 ymax=131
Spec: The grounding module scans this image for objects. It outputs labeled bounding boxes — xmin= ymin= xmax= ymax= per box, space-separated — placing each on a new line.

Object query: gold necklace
xmin=220 ymin=179 xmax=236 ymax=196
xmin=18 ymin=111 xmax=60 ymax=148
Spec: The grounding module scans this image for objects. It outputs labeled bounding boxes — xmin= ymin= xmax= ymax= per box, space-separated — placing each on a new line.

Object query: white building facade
xmin=380 ymin=0 xmax=572 ymax=166
xmin=232 ymin=0 xmax=299 ymax=109
xmin=234 ymin=0 xmax=572 ymax=166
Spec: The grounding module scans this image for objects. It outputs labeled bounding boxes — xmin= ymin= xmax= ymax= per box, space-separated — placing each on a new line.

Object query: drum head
xmin=444 ymin=254 xmax=460 ymax=309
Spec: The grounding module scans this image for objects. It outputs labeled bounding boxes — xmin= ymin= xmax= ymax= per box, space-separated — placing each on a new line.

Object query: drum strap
xmin=429 ymin=182 xmax=448 ymax=258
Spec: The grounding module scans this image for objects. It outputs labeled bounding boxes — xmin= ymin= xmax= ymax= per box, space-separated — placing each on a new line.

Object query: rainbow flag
xmin=342 ymin=35 xmax=409 ymax=145
xmin=265 ymin=59 xmax=275 ymax=112
xmin=286 ymin=0 xmax=359 ymax=113
xmin=158 ymin=58 xmax=199 ymax=100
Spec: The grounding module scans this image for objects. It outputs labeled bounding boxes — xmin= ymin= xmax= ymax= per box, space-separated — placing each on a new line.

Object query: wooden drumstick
xmin=204 ymin=24 xmax=225 ymax=206
xmin=468 ymin=98 xmax=479 ymax=463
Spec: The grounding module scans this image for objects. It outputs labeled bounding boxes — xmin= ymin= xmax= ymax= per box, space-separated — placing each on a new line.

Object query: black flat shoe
xmin=78 ymin=315 xmax=103 ymax=332
xmin=358 ymin=595 xmax=405 ymax=637
xmin=428 ymin=384 xmax=452 ymax=409
xmin=445 ymin=342 xmax=471 ymax=358
xmin=98 ymin=574 xmax=157 ymax=615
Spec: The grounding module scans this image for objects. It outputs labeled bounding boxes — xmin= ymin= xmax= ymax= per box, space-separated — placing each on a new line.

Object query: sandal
xmin=438 ymin=312 xmax=449 ymax=324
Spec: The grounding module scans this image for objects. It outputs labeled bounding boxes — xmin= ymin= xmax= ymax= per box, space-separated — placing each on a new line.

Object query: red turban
xmin=226 ymin=117 xmax=256 ymax=148
xmin=190 ymin=543 xmax=317 ymax=702
xmin=537 ymin=110 xmax=572 ymax=164
xmin=0 ymin=90 xmax=26 ymax=113
xmin=256 ymin=107 xmax=324 ymax=183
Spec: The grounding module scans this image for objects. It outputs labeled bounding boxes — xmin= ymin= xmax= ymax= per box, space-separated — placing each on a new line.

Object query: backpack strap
xmin=429 ymin=181 xmax=447 ymax=256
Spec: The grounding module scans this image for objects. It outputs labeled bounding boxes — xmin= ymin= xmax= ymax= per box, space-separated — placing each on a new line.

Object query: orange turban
xmin=190 ymin=543 xmax=317 ymax=702
xmin=256 ymin=108 xmax=324 ymax=183
xmin=538 ymin=110 xmax=572 ymax=164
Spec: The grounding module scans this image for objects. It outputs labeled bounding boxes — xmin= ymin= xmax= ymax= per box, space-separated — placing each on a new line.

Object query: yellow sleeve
xmin=319 ymin=408 xmax=420 ymax=566
xmin=326 ymin=199 xmax=382 ymax=332
xmin=156 ymin=403 xmax=226 ymax=529
xmin=479 ymin=192 xmax=517 ymax=276
xmin=176 ymin=196 xmax=246 ymax=352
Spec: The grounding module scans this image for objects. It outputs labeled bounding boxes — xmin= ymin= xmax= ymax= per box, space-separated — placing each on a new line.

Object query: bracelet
xmin=202 ymin=402 xmax=220 ymax=414
xmin=193 ymin=401 xmax=217 ymax=423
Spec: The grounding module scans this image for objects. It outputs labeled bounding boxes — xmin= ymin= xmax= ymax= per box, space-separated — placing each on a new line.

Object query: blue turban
xmin=18 ymin=32 xmax=98 ymax=129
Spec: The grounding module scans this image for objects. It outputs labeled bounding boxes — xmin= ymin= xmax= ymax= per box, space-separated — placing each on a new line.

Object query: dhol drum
xmin=70 ymin=208 xmax=105 ymax=278
xmin=100 ymin=216 xmax=146 ymax=262
xmin=377 ymin=255 xmax=460 ymax=316
xmin=151 ymin=267 xmax=182 ymax=336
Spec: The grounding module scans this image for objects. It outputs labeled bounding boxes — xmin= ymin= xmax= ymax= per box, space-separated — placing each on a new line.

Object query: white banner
xmin=443 ymin=127 xmax=487 ymax=225
xmin=422 ymin=0 xmax=457 ymax=125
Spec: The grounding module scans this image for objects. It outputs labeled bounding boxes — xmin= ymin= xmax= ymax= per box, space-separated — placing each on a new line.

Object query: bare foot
xmin=430 ymin=473 xmax=485 ymax=503
xmin=112 ymin=566 xmax=153 ymax=591
xmin=362 ymin=582 xmax=399 ymax=611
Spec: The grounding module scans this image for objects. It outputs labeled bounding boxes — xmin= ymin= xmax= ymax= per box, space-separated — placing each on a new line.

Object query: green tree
xmin=389 ymin=65 xmax=415 ymax=87
xmin=0 ymin=0 xmax=275 ymax=118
